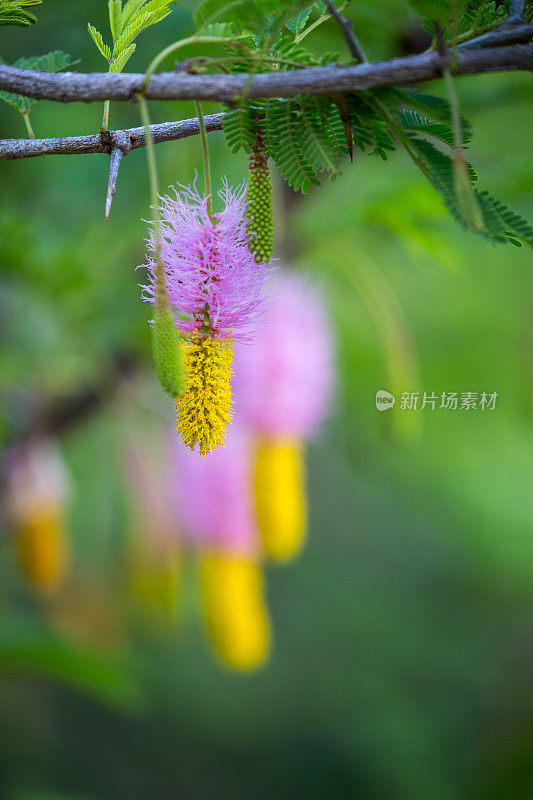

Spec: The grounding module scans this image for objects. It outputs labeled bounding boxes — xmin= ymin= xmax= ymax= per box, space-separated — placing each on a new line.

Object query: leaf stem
xmin=194 ymin=99 xmax=212 ymax=219
xmin=102 ymin=98 xmax=110 ymax=131
xmin=137 ymin=93 xmax=167 ymax=307
xmin=22 ymin=112 xmax=35 ymax=139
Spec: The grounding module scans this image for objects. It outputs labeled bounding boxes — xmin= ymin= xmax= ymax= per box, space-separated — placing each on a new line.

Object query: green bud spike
xmin=453 ymin=151 xmax=484 ymax=235
xmin=246 ymin=129 xmax=274 ymax=263
xmin=151 ymin=306 xmax=184 ymax=398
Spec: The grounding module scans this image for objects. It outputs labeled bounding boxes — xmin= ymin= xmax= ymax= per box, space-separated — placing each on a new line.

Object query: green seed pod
xmin=151 ymin=306 xmax=184 ymax=398
xmin=246 ymin=129 xmax=274 ymax=263
xmin=453 ymin=150 xmax=484 ymax=235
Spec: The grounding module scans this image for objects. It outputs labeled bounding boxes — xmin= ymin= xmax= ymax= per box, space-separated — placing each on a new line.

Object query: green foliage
xmin=0 ymin=0 xmax=40 ymax=27
xmin=285 ymin=1 xmax=324 ymax=34
xmin=407 ymin=0 xmax=512 ymax=44
xmin=0 ymin=51 xmax=79 ymax=123
xmin=215 ymin=0 xmax=532 ymax=248
xmin=88 ymin=0 xmax=178 ymax=73
xmin=399 ymin=108 xmax=468 ymax=148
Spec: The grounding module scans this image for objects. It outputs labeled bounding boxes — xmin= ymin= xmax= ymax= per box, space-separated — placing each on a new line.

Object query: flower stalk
xmin=138 ymin=93 xmax=184 ymax=398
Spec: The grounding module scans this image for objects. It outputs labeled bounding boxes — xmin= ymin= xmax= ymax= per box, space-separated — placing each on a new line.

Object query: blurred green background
xmin=1 ymin=2 xmax=533 ymax=799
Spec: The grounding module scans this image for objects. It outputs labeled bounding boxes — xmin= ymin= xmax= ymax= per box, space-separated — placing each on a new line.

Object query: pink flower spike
xmin=168 ymin=425 xmax=258 ymax=556
xmin=140 ymin=180 xmax=274 ymax=342
xmin=233 ymin=273 xmax=335 ymax=439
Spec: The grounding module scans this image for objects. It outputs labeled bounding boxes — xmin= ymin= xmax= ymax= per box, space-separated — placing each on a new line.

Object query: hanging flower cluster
xmin=171 ymin=428 xmax=271 ymax=671
xmin=165 ymin=273 xmax=334 ymax=671
xmin=234 ymin=273 xmax=334 ymax=561
xmin=141 ymin=180 xmax=273 ymax=456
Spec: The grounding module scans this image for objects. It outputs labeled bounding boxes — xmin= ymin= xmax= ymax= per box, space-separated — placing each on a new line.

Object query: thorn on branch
xmin=104 ymin=130 xmax=131 ymax=221
xmin=326 ymin=0 xmax=367 ymax=64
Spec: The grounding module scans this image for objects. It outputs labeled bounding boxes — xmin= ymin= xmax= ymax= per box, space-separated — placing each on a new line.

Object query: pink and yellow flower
xmin=233 ymin=273 xmax=334 ymax=561
xmin=141 ymin=180 xmax=273 ymax=455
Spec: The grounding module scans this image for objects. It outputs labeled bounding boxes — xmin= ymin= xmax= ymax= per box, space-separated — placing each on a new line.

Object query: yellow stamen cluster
xmin=16 ymin=504 xmax=68 ymax=593
xmin=200 ymin=552 xmax=271 ymax=671
xmin=176 ymin=335 xmax=233 ymax=456
xmin=253 ymin=438 xmax=307 ymax=562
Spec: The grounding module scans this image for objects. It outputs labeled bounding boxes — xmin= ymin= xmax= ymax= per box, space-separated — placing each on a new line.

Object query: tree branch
xmin=326 ymin=0 xmax=367 ymax=63
xmin=458 ymin=21 xmax=532 ymax=49
xmin=0 ymin=113 xmax=225 ymax=160
xmin=508 ymin=0 xmax=525 ymax=23
xmin=0 ymin=42 xmax=531 ymax=105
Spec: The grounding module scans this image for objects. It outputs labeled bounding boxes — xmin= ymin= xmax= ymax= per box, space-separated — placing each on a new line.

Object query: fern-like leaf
xmin=392 ymin=88 xmax=472 ymax=140
xmin=88 ymin=24 xmax=112 ymax=61
xmin=110 ymin=42 xmax=136 ymax=72
xmin=0 ymin=0 xmax=41 ymax=27
xmin=268 ymin=99 xmax=321 ymax=193
xmin=298 ymin=97 xmax=342 ymax=177
xmin=346 ymin=94 xmax=396 ymax=159
xmin=400 ymin=108 xmax=469 ymax=148
xmin=121 ymin=0 xmax=147 ymax=26
xmin=108 ymin=0 xmax=122 ymax=40
xmin=476 ymin=191 xmax=533 ymax=247
xmin=285 ymin=2 xmax=320 ymax=34
xmin=114 ymin=11 xmax=152 ymax=55
xmin=409 ymin=136 xmax=477 ymax=204
xmin=222 ymin=103 xmax=256 ymax=153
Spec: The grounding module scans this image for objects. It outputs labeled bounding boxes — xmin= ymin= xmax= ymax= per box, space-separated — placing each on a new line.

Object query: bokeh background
xmin=1 ymin=1 xmax=533 ymax=798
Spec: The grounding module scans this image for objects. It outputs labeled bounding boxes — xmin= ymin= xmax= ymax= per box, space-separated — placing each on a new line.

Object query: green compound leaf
xmin=345 ymin=94 xmax=396 ymax=159
xmin=89 ymin=0 xmax=177 ymax=73
xmin=0 ymin=0 xmax=41 ymax=27
xmin=268 ymin=99 xmax=321 ymax=193
xmin=408 ymin=136 xmax=477 ymax=203
xmin=285 ymin=2 xmax=321 ymax=34
xmin=0 ymin=51 xmax=79 ymax=115
xmin=110 ymin=42 xmax=136 ymax=72
xmin=222 ymin=104 xmax=256 ymax=153
xmin=407 ymin=136 xmax=532 ymax=245
xmin=88 ymin=24 xmax=112 ymax=61
xmin=108 ymin=0 xmax=122 ymax=40
xmin=399 ymin=108 xmax=470 ymax=148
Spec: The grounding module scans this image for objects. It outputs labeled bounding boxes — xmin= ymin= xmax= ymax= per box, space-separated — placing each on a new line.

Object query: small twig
xmin=326 ymin=0 xmax=367 ymax=63
xmin=105 ymin=129 xmax=131 ymax=220
xmin=508 ymin=0 xmax=525 ymax=23
xmin=458 ymin=21 xmax=532 ymax=49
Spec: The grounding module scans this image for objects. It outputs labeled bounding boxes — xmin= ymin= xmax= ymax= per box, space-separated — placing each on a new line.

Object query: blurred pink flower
xmin=140 ymin=180 xmax=273 ymax=341
xmin=233 ymin=273 xmax=334 ymax=438
xmin=168 ymin=426 xmax=257 ymax=556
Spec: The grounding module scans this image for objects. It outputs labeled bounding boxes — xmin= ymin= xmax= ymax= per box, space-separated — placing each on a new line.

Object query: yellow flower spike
xmin=16 ymin=503 xmax=68 ymax=593
xmin=200 ymin=552 xmax=271 ymax=671
xmin=176 ymin=336 xmax=233 ymax=456
xmin=253 ymin=437 xmax=307 ymax=562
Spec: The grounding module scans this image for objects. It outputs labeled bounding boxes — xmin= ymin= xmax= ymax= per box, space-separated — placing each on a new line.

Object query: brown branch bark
xmin=0 ymin=42 xmax=531 ymax=105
